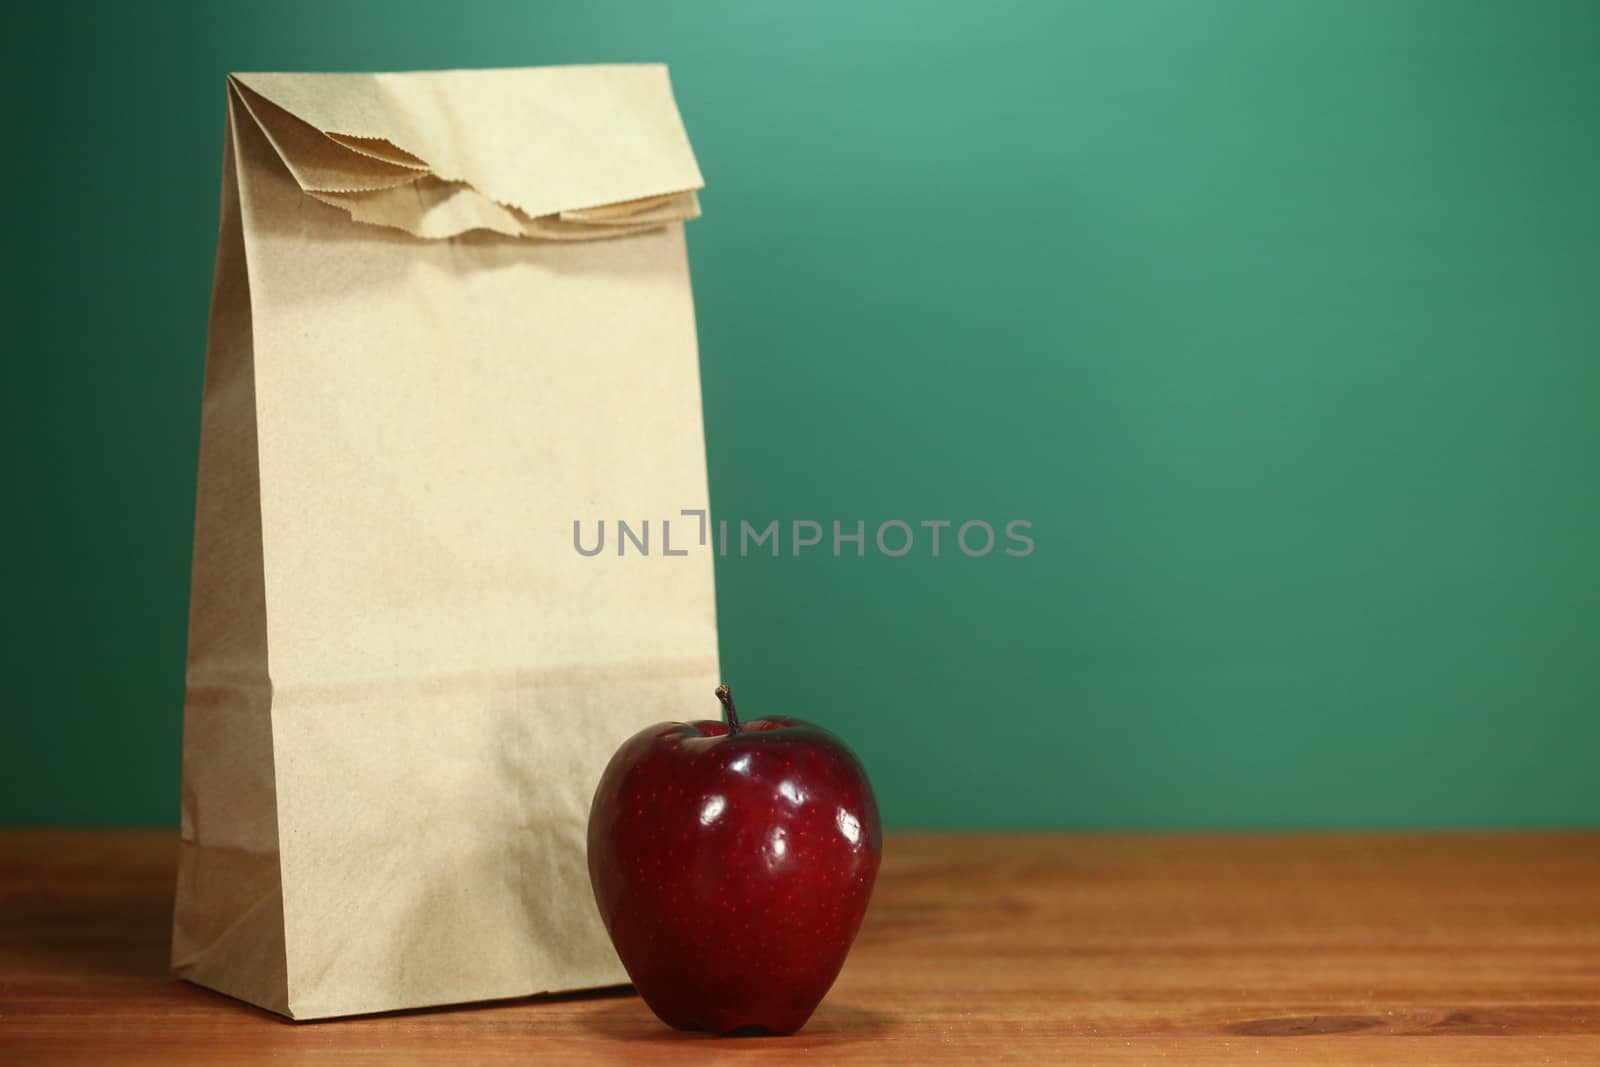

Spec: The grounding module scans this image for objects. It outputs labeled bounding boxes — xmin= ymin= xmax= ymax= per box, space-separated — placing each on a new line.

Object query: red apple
xmin=587 ymin=685 xmax=882 ymax=1035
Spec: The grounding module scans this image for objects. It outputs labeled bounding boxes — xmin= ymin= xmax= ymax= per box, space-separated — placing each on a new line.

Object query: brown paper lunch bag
xmin=172 ymin=66 xmax=720 ymax=1020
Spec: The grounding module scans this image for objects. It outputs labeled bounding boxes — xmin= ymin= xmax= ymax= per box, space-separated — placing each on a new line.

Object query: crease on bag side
xmin=171 ymin=88 xmax=289 ymax=1016
xmin=267 ymin=654 xmax=720 ymax=701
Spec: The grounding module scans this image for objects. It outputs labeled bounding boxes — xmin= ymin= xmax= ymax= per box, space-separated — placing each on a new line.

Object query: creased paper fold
xmin=230 ymin=66 xmax=704 ymax=239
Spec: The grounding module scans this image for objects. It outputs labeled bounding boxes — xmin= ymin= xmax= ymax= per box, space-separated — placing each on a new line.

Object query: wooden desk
xmin=2 ymin=830 xmax=1597 ymax=1064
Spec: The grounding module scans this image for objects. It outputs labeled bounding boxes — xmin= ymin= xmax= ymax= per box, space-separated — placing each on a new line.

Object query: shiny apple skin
xmin=587 ymin=716 xmax=881 ymax=1035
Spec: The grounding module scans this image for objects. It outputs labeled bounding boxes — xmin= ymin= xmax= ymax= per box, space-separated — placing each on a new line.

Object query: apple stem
xmin=715 ymin=684 xmax=742 ymax=736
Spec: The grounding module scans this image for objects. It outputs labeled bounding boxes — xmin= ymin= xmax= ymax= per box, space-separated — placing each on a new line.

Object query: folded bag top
xmin=230 ymin=66 xmax=704 ymax=239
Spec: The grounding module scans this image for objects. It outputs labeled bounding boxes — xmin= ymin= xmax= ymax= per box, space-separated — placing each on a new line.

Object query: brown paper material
xmin=173 ymin=65 xmax=719 ymax=1020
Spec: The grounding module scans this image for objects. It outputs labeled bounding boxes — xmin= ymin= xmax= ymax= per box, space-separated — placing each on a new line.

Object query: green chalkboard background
xmin=7 ymin=1 xmax=1598 ymax=828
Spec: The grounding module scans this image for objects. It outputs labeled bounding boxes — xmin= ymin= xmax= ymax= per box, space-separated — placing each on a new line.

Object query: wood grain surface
xmin=2 ymin=830 xmax=1597 ymax=1064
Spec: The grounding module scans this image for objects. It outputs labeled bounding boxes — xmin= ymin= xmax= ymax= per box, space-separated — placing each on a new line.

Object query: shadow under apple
xmin=576 ymin=992 xmax=894 ymax=1045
